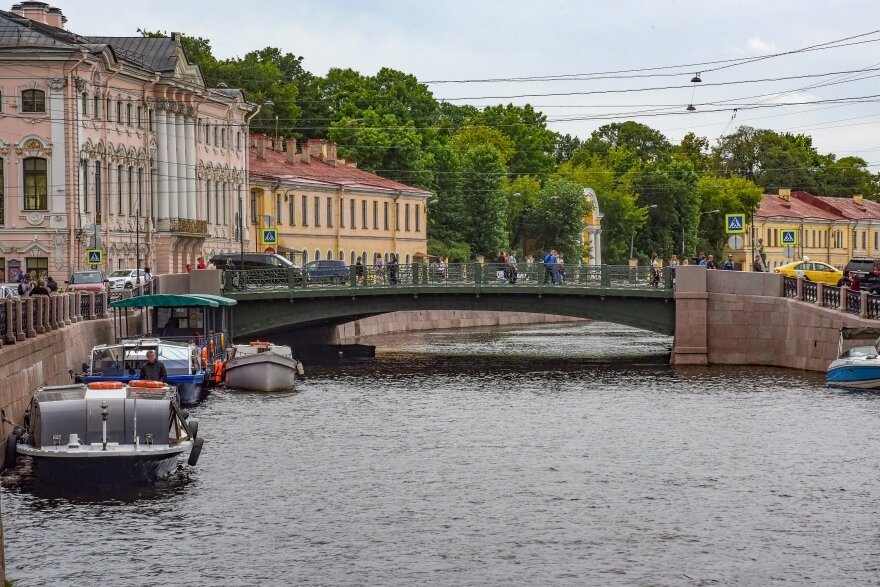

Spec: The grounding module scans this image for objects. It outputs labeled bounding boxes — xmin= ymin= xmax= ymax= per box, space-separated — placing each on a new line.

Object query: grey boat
xmin=224 ymin=342 xmax=304 ymax=392
xmin=7 ymin=381 xmax=202 ymax=490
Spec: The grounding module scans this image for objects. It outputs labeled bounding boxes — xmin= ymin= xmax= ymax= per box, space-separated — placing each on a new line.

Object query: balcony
xmin=169 ymin=218 xmax=208 ymax=236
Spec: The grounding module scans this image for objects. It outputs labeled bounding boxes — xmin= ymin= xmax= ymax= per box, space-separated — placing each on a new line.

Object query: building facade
xmin=0 ymin=2 xmax=253 ymax=281
xmin=248 ymin=135 xmax=430 ymax=267
xmin=749 ymin=189 xmax=880 ymax=270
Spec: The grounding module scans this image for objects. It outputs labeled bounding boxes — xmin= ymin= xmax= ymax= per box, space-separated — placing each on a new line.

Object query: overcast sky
xmin=54 ymin=1 xmax=880 ymax=166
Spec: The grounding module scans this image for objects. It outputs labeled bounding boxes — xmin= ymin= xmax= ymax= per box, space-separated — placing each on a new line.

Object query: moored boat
xmin=7 ymin=381 xmax=202 ymax=490
xmin=81 ymin=338 xmax=209 ymax=405
xmin=826 ymin=327 xmax=880 ymax=389
xmin=224 ymin=341 xmax=303 ymax=392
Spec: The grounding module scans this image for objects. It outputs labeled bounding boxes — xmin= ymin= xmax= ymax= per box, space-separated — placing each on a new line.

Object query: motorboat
xmin=826 ymin=327 xmax=880 ymax=389
xmin=81 ymin=338 xmax=210 ymax=405
xmin=224 ymin=341 xmax=304 ymax=392
xmin=6 ymin=381 xmax=202 ymax=490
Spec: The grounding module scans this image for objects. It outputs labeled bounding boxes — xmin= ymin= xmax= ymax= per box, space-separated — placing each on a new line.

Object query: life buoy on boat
xmin=128 ymin=380 xmax=166 ymax=389
xmin=87 ymin=381 xmax=125 ymax=390
xmin=200 ymin=346 xmax=208 ymax=369
xmin=249 ymin=340 xmax=270 ymax=347
xmin=213 ymin=360 xmax=224 ymax=384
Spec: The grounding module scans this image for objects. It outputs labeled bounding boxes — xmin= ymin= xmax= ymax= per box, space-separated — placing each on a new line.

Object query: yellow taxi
xmin=773 ymin=259 xmax=843 ymax=286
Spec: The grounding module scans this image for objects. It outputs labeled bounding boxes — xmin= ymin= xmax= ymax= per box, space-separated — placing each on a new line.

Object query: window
xmin=236 ymin=132 xmax=242 ymax=150
xmin=250 ymin=190 xmax=257 ymax=223
xmin=216 ymin=181 xmax=221 ymax=224
xmin=315 ymin=249 xmax=321 ymax=261
xmin=94 ymin=162 xmax=102 ymax=219
xmin=405 ymin=203 xmax=411 ymax=231
xmin=276 ymin=193 xmax=282 ymax=225
xmin=289 ymin=197 xmax=295 ymax=225
xmin=206 ymin=180 xmax=211 ymax=222
xmin=384 ymin=202 xmax=389 ymax=230
xmin=327 ymin=197 xmax=333 ymax=228
xmin=24 ymin=157 xmax=49 ymax=210
xmin=415 ymin=204 xmax=421 ymax=232
xmin=117 ymin=165 xmax=124 ymax=215
xmin=149 ymin=109 xmax=154 ymax=132
xmin=221 ymin=128 xmax=226 ymax=148
xmin=137 ymin=106 xmax=142 ymax=128
xmin=26 ymin=257 xmax=48 ymax=280
xmin=22 ymin=89 xmax=45 ymax=113
xmin=875 ymin=232 xmax=878 ymax=252
xmin=81 ymin=92 xmax=88 ymax=116
xmin=339 ymin=249 xmax=344 ymax=262
xmin=0 ymin=160 xmax=4 ymax=226
xmin=213 ymin=126 xmax=218 ymax=146
xmin=302 ymin=249 xmax=308 ymax=264
xmin=395 ymin=203 xmax=400 ymax=230
xmin=361 ymin=200 xmax=367 ymax=229
xmin=314 ymin=196 xmax=320 ymax=227
xmin=327 ymin=250 xmax=333 ymax=260
xmin=137 ymin=168 xmax=143 ymax=214
xmin=862 ymin=231 xmax=867 ymax=250
xmin=93 ymin=95 xmax=100 ymax=120
xmin=350 ymin=199 xmax=356 ymax=228
xmin=301 ymin=195 xmax=308 ymax=226
xmin=81 ymin=160 xmax=89 ymax=212
xmin=116 ymin=101 xmax=122 ymax=122
xmin=126 ymin=103 xmax=132 ymax=126
xmin=127 ymin=166 xmax=133 ymax=216
xmin=373 ymin=201 xmax=378 ymax=229
xmin=106 ymin=97 xmax=112 ymax=121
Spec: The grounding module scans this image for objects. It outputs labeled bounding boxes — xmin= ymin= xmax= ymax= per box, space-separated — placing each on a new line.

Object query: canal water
xmin=3 ymin=322 xmax=880 ymax=586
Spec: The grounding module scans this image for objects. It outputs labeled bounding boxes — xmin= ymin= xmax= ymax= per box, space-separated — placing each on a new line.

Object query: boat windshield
xmin=90 ymin=343 xmax=195 ymax=375
xmin=842 ymin=345 xmax=878 ymax=359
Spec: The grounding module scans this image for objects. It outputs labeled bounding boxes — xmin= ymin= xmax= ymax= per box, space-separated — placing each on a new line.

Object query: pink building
xmin=0 ymin=2 xmax=254 ymax=281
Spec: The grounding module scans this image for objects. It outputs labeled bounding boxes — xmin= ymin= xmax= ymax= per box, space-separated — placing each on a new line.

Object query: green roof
xmin=109 ymin=294 xmax=237 ymax=309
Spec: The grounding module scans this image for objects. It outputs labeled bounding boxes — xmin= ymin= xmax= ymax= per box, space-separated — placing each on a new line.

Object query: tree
xmin=673 ymin=132 xmax=711 ymax=174
xmin=502 ymin=175 xmax=542 ymax=254
xmin=554 ymin=133 xmax=583 ymax=163
xmin=694 ymin=175 xmax=763 ymax=258
xmin=474 ymin=104 xmax=557 ymax=177
xmin=815 ymin=155 xmax=879 ymax=199
xmin=459 ymin=145 xmax=508 ymax=257
xmin=581 ymin=121 xmax=672 ymax=162
xmin=631 ymin=159 xmax=699 ymax=259
xmin=532 ymin=178 xmax=590 ymax=262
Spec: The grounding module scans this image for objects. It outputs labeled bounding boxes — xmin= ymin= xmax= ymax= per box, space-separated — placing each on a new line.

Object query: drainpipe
xmin=65 ymin=50 xmax=89 ymax=272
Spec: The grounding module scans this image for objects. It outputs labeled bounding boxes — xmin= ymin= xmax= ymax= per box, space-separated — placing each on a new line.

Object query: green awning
xmin=109 ymin=294 xmax=236 ymax=309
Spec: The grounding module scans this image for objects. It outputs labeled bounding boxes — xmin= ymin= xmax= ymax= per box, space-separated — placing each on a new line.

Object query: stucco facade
xmin=0 ymin=2 xmax=253 ymax=281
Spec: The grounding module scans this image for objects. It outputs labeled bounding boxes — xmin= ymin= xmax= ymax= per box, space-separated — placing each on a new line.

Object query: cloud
xmin=727 ymin=37 xmax=780 ymax=56
xmin=766 ymin=92 xmax=817 ymax=104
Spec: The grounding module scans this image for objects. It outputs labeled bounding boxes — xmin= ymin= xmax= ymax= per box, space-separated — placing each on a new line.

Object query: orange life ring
xmin=249 ymin=340 xmax=270 ymax=346
xmin=201 ymin=346 xmax=208 ymax=368
xmin=87 ymin=381 xmax=124 ymax=390
xmin=213 ymin=359 xmax=224 ymax=384
xmin=128 ymin=380 xmax=166 ymax=388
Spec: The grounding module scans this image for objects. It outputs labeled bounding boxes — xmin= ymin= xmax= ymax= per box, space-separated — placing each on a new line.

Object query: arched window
xmin=350 ymin=251 xmax=355 ymax=266
xmin=106 ymin=97 xmax=112 ymax=121
xmin=81 ymin=92 xmax=88 ymax=115
xmin=327 ymin=250 xmax=333 ymax=260
xmin=136 ymin=106 xmax=142 ymax=128
xmin=315 ymin=249 xmax=321 ymax=261
xmin=362 ymin=251 xmax=368 ymax=268
xmin=23 ymin=157 xmax=47 ymax=210
xmin=213 ymin=125 xmax=218 ymax=146
xmin=221 ymin=128 xmax=226 ymax=148
xmin=339 ymin=250 xmax=344 ymax=262
xmin=302 ymin=249 xmax=309 ymax=263
xmin=405 ymin=254 xmax=411 ymax=264
xmin=126 ymin=103 xmax=132 ymax=125
xmin=93 ymin=95 xmax=101 ymax=119
xmin=22 ymin=89 xmax=45 ymax=113
xmin=117 ymin=165 xmax=123 ymax=215
xmin=116 ymin=101 xmax=122 ymax=123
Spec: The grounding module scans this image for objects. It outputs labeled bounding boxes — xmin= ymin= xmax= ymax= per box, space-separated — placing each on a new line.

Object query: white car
xmin=107 ymin=269 xmax=147 ymax=290
xmin=0 ymin=283 xmax=20 ymax=298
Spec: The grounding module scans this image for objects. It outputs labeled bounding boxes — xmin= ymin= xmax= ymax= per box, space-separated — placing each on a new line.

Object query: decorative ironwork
xmin=823 ymin=287 xmax=840 ymax=309
xmin=783 ymin=277 xmax=797 ymax=298
xmin=846 ymin=290 xmax=861 ymax=315
xmin=169 ymin=218 xmax=208 ymax=235
xmin=867 ymin=295 xmax=880 ymax=319
xmin=80 ymin=295 xmax=90 ymax=317
xmin=0 ymin=304 xmax=6 ymax=339
xmin=802 ymin=281 xmax=817 ymax=303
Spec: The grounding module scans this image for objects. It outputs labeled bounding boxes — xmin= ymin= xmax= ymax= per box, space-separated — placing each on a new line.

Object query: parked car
xmin=843 ymin=258 xmax=880 ymax=293
xmin=0 ymin=283 xmax=20 ymax=298
xmin=774 ymin=260 xmax=844 ymax=287
xmin=65 ymin=270 xmax=107 ymax=293
xmin=304 ymin=260 xmax=350 ymax=284
xmin=211 ymin=253 xmax=302 ymax=287
xmin=107 ymin=269 xmax=147 ymax=290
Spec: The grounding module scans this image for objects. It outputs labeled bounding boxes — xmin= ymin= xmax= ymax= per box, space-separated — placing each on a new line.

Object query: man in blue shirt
xmin=723 ymin=254 xmax=735 ymax=270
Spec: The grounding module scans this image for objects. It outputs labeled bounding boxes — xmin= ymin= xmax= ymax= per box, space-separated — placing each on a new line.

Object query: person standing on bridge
xmin=355 ymin=256 xmax=365 ymax=285
xmin=753 ymin=255 xmax=766 ymax=272
xmin=723 ymin=254 xmax=735 ymax=270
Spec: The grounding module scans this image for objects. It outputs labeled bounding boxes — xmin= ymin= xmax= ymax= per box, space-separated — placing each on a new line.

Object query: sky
xmin=53 ymin=0 xmax=880 ymax=167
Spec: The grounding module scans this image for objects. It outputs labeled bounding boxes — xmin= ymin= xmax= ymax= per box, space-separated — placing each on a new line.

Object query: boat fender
xmin=4 ymin=427 xmax=23 ymax=471
xmin=128 ymin=380 xmax=166 ymax=389
xmin=187 ymin=437 xmax=204 ymax=466
xmin=87 ymin=381 xmax=125 ymax=390
xmin=186 ymin=418 xmax=199 ymax=440
xmin=296 ymin=362 xmax=305 ymax=376
xmin=200 ymin=346 xmax=208 ymax=369
xmin=213 ymin=359 xmax=224 ymax=385
xmin=180 ymin=409 xmax=190 ymax=420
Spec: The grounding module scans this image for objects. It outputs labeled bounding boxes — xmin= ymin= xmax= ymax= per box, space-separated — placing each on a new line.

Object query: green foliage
xmin=459 ymin=145 xmax=509 ymax=257
xmin=631 ymin=159 xmax=699 ymax=259
xmin=581 ymin=122 xmax=672 ymax=162
xmin=473 ymin=104 xmax=557 ymax=178
xmin=695 ymin=175 xmax=763 ymax=257
xmin=503 ymin=175 xmax=542 ymax=252
xmin=532 ymin=178 xmax=590 ymax=262
xmin=427 ymin=239 xmax=471 ymax=262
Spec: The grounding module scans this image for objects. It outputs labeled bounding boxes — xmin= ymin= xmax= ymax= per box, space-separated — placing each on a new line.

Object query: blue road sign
xmin=260 ymin=228 xmax=277 ymax=245
xmin=725 ymin=213 xmax=746 ymax=234
xmin=781 ymin=230 xmax=798 ymax=245
xmin=86 ymin=249 xmax=103 ymax=265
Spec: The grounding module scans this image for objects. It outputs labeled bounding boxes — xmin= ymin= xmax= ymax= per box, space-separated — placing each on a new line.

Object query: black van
xmin=212 ymin=253 xmax=302 ymax=287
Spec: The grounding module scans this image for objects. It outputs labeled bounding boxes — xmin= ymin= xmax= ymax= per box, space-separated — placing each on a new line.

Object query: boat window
xmin=844 ymin=346 xmax=878 ymax=358
xmin=91 ymin=347 xmax=124 ymax=375
xmin=159 ymin=345 xmax=193 ymax=374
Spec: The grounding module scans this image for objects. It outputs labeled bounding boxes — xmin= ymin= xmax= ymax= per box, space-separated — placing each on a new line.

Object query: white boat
xmin=6 ymin=381 xmax=202 ymax=490
xmin=224 ymin=341 xmax=304 ymax=392
xmin=826 ymin=327 xmax=880 ymax=389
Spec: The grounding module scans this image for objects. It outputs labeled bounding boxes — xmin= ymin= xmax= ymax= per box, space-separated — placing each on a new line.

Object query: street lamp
xmin=691 ymin=209 xmax=721 ymax=257
xmin=630 ymin=204 xmax=658 ymax=260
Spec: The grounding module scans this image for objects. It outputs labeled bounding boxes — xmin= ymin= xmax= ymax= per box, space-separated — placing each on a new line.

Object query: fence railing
xmin=784 ymin=276 xmax=875 ymax=317
xmin=222 ymin=263 xmax=674 ymax=293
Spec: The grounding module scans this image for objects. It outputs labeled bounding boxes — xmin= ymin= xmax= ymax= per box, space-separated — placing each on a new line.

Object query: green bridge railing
xmin=222 ymin=263 xmax=674 ymax=294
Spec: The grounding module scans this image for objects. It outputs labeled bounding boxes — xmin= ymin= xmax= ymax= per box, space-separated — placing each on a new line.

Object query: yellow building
xmin=749 ymin=189 xmax=880 ymax=270
xmin=247 ymin=135 xmax=430 ymax=267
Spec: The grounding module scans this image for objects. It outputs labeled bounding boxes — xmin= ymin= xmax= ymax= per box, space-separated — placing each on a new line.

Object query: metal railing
xmin=802 ymin=281 xmax=817 ymax=303
xmin=823 ymin=287 xmax=840 ymax=309
xmin=222 ymin=263 xmax=674 ymax=293
xmin=783 ymin=277 xmax=797 ymax=298
xmin=846 ymin=290 xmax=862 ymax=315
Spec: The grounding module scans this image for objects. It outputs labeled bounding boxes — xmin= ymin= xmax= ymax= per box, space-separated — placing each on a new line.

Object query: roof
xmin=87 ymin=36 xmax=178 ymax=72
xmin=753 ymin=192 xmax=880 ymax=222
xmin=0 ymin=9 xmax=81 ymax=50
xmin=250 ymin=145 xmax=431 ymax=197
xmin=110 ymin=294 xmax=237 ymax=309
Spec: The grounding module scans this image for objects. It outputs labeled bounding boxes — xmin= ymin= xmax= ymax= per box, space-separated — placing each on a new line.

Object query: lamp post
xmin=692 ymin=209 xmax=721 ymax=257
xmin=135 ymin=206 xmax=140 ymax=285
xmin=630 ymin=204 xmax=658 ymax=260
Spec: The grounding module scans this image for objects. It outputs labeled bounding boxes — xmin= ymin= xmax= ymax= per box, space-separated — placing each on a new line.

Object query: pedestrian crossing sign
xmin=781 ymin=229 xmax=798 ymax=245
xmin=260 ymin=228 xmax=277 ymax=246
xmin=86 ymin=249 xmax=103 ymax=265
xmin=725 ymin=213 xmax=746 ymax=234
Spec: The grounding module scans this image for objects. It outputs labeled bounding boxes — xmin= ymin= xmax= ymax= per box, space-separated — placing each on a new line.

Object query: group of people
xmin=185 ymin=257 xmax=213 ymax=273
xmin=543 ymin=250 xmax=566 ymax=284
xmin=496 ymin=250 xmax=519 ymax=284
xmin=353 ymin=253 xmax=400 ymax=285
xmin=16 ymin=272 xmax=59 ymax=296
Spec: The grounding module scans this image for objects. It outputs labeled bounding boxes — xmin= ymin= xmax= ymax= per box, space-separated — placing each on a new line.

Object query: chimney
xmin=778 ymin=188 xmax=791 ymax=201
xmin=249 ymin=133 xmax=257 ymax=148
xmin=274 ymin=137 xmax=283 ymax=152
xmin=301 ymin=142 xmax=310 ymax=164
xmin=256 ymin=134 xmax=266 ymax=160
xmin=326 ymin=141 xmax=337 ymax=166
xmin=45 ymin=6 xmax=64 ymax=28
xmin=854 ymin=193 xmax=864 ymax=206
xmin=285 ymin=138 xmax=297 ymax=164
xmin=19 ymin=1 xmax=51 ymax=24
xmin=308 ymin=138 xmax=323 ymax=161
xmin=346 ymin=161 xmax=358 ymax=169
xmin=10 ymin=4 xmax=23 ymax=15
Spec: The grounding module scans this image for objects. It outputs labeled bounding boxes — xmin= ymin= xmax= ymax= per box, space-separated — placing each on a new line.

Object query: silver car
xmin=107 ymin=269 xmax=147 ymax=290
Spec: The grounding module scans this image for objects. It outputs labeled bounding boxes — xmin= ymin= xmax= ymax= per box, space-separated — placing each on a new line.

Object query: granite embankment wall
xmin=673 ymin=265 xmax=876 ymax=369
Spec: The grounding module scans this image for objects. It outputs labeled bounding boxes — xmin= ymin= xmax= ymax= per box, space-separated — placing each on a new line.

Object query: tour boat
xmin=224 ymin=341 xmax=304 ymax=392
xmin=81 ymin=338 xmax=210 ymax=405
xmin=826 ymin=327 xmax=880 ymax=389
xmin=6 ymin=381 xmax=202 ymax=490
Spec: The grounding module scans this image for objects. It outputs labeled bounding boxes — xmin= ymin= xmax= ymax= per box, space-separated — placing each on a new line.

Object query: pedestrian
xmin=196 ymin=257 xmax=207 ymax=270
xmin=650 ymin=252 xmax=661 ymax=287
xmin=723 ymin=254 xmax=735 ymax=270
xmin=45 ymin=274 xmax=58 ymax=292
xmin=556 ymin=252 xmax=565 ymax=284
xmin=508 ymin=250 xmax=518 ymax=284
xmin=496 ymin=250 xmax=508 ymax=283
xmin=705 ymin=255 xmax=716 ymax=270
xmin=185 ymin=263 xmax=192 ymax=273
xmin=697 ymin=252 xmax=707 ymax=267
xmin=355 ymin=256 xmax=364 ymax=285
xmin=388 ymin=253 xmax=399 ymax=285
xmin=30 ymin=278 xmax=50 ymax=297
xmin=144 ymin=266 xmax=152 ymax=281
xmin=757 ymin=238 xmax=766 ymax=267
xmin=139 ymin=349 xmax=168 ymax=383
xmin=18 ymin=274 xmax=33 ymax=296
xmin=374 ymin=252 xmax=384 ymax=284
xmin=752 ymin=255 xmax=766 ymax=272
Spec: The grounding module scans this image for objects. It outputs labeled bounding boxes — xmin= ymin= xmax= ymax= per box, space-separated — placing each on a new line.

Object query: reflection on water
xmin=2 ymin=321 xmax=879 ymax=586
